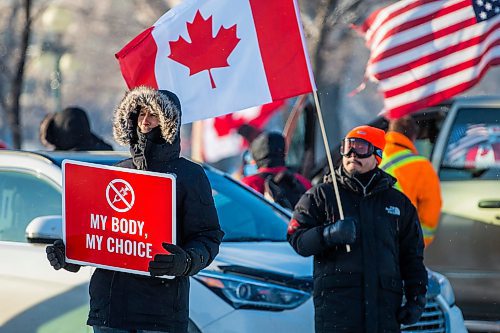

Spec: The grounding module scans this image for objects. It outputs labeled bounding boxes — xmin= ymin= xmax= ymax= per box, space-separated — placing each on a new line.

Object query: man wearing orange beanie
xmin=287 ymin=125 xmax=427 ymax=333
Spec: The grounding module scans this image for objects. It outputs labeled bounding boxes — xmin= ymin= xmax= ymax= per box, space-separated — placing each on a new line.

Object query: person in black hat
xmin=46 ymin=86 xmax=224 ymax=333
xmin=39 ymin=106 xmax=112 ymax=151
xmin=241 ymin=131 xmax=311 ymax=209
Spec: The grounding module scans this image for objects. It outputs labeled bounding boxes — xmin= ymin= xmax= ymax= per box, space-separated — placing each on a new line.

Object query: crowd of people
xmin=37 ymin=85 xmax=440 ymax=333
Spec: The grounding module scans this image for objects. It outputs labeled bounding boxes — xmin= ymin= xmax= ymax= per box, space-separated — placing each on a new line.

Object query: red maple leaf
xmin=168 ymin=10 xmax=240 ymax=89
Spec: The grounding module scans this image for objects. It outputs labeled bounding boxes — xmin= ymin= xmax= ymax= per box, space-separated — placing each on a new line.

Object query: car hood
xmin=208 ymin=242 xmax=312 ymax=278
xmin=205 ymin=242 xmax=440 ymax=297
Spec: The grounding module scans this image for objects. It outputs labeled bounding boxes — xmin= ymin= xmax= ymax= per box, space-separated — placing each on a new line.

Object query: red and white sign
xmin=62 ymin=161 xmax=176 ymax=276
xmin=115 ymin=0 xmax=315 ymax=124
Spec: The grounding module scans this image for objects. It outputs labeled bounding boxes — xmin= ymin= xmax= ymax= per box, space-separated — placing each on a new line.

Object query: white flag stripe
xmin=370 ymin=23 xmax=500 ymax=86
xmin=202 ymin=118 xmax=244 ymax=162
xmin=361 ymin=0 xmax=500 ymax=118
xmin=370 ymin=4 xmax=472 ymax=61
xmin=369 ymin=0 xmax=465 ymax=53
xmin=384 ymin=47 xmax=500 ymax=109
xmin=364 ymin=0 xmax=425 ymax=42
xmin=152 ymin=0 xmax=273 ymax=124
xmin=379 ymin=29 xmax=500 ymax=91
xmin=383 ymin=46 xmax=500 ymax=109
xmin=153 ymin=0 xmax=196 ymax=27
xmin=370 ymin=17 xmax=493 ymax=75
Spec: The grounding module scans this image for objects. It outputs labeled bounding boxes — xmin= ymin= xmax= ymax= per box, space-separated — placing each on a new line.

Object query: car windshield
xmin=207 ymin=172 xmax=289 ymax=242
xmin=40 ymin=152 xmax=290 ymax=243
xmin=441 ymin=107 xmax=500 ymax=180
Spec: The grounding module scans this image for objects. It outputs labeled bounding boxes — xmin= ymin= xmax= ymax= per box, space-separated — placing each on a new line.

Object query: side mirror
xmin=25 ymin=215 xmax=63 ymax=244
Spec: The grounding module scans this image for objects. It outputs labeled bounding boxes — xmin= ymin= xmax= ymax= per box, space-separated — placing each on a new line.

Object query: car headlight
xmin=194 ymin=271 xmax=310 ymax=311
xmin=431 ymin=271 xmax=456 ymax=306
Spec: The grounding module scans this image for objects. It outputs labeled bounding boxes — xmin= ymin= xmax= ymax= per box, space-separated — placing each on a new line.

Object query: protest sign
xmin=63 ymin=160 xmax=175 ymax=276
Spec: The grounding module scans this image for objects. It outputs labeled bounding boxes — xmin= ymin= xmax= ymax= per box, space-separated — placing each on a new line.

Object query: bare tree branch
xmin=6 ymin=0 xmax=32 ymax=148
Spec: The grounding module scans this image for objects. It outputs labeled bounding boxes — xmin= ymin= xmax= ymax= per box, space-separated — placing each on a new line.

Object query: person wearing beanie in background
xmin=241 ymin=131 xmax=312 ymax=209
xmin=39 ymin=106 xmax=113 ymax=151
xmin=46 ymin=86 xmax=224 ymax=333
xmin=380 ymin=116 xmax=442 ymax=246
xmin=287 ymin=125 xmax=427 ymax=333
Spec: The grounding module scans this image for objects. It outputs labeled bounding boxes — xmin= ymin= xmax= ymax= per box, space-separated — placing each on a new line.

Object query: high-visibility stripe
xmin=423 ymin=224 xmax=437 ymax=245
xmin=380 ymin=150 xmax=414 ymax=170
xmin=380 ymin=149 xmax=427 ymax=191
xmin=424 ymin=235 xmax=435 ymax=245
xmin=421 ymin=223 xmax=437 ymax=237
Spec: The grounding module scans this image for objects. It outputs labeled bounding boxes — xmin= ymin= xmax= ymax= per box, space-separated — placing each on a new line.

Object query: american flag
xmin=361 ymin=0 xmax=500 ymax=119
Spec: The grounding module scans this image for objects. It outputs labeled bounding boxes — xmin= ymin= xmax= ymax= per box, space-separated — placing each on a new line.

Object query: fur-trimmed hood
xmin=113 ymin=86 xmax=181 ymax=146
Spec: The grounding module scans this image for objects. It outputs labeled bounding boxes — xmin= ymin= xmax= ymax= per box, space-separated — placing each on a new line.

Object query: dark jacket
xmin=40 ymin=106 xmax=113 ymax=150
xmin=241 ymin=165 xmax=312 ymax=195
xmin=287 ymin=167 xmax=427 ymax=333
xmin=87 ymin=87 xmax=224 ymax=333
xmin=242 ymin=132 xmax=312 ymax=209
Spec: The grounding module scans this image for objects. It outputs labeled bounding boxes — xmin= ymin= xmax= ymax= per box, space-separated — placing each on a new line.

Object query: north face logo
xmin=385 ymin=206 xmax=401 ymax=216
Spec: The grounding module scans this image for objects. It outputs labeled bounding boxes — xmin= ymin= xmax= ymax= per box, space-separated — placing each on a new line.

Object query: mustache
xmin=347 ymin=159 xmax=363 ymax=166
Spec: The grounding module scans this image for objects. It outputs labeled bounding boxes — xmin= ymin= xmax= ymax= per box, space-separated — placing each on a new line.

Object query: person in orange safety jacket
xmin=380 ymin=116 xmax=442 ymax=246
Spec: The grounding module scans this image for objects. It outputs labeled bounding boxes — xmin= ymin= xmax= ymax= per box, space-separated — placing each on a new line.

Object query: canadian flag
xmin=202 ymin=100 xmax=286 ymax=162
xmin=115 ymin=0 xmax=315 ymax=124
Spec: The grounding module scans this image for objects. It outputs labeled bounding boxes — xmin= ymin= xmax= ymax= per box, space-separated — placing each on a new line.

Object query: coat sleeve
xmin=416 ymin=162 xmax=442 ymax=246
xmin=399 ymin=199 xmax=428 ymax=297
xmin=287 ymin=185 xmax=330 ymax=257
xmin=181 ymin=166 xmax=224 ymax=276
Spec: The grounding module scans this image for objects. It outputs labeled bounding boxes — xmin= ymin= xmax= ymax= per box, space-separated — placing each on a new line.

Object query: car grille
xmin=401 ymin=298 xmax=446 ymax=333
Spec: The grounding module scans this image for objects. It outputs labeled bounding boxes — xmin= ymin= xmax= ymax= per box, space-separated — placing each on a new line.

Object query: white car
xmin=0 ymin=150 xmax=467 ymax=333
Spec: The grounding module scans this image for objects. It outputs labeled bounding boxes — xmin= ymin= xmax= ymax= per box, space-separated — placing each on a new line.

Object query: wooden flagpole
xmin=312 ymin=91 xmax=350 ymax=252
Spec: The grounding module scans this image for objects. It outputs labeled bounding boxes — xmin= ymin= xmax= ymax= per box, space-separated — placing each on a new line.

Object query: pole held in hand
xmin=312 ymin=91 xmax=350 ymax=252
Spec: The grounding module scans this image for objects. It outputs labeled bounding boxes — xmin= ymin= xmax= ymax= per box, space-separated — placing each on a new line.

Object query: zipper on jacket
xmin=352 ymin=173 xmax=377 ymax=197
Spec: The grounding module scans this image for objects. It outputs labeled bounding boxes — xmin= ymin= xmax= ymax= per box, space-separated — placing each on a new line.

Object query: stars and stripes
xmin=361 ymin=0 xmax=500 ymax=119
xmin=472 ymin=0 xmax=500 ymax=22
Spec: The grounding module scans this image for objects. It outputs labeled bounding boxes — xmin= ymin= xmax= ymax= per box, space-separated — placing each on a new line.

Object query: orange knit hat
xmin=345 ymin=125 xmax=386 ymax=164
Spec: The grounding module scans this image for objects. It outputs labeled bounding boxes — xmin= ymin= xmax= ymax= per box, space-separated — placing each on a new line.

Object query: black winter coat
xmin=287 ymin=167 xmax=427 ymax=333
xmin=87 ymin=87 xmax=223 ymax=332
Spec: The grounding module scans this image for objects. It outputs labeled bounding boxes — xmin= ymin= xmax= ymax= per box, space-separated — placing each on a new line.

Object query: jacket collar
xmin=385 ymin=131 xmax=418 ymax=154
xmin=130 ymin=130 xmax=180 ymax=170
xmin=325 ymin=166 xmax=395 ymax=197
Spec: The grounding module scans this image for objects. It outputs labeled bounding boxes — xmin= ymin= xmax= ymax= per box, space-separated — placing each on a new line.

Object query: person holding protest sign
xmin=286 ymin=125 xmax=427 ymax=333
xmin=46 ymin=86 xmax=224 ymax=333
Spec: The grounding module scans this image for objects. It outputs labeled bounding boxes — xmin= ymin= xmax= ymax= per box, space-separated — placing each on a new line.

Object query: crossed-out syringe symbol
xmin=112 ymin=186 xmax=131 ymax=204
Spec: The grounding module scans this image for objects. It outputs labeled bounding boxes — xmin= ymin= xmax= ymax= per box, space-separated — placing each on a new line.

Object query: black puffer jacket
xmin=287 ymin=167 xmax=427 ymax=333
xmin=87 ymin=87 xmax=224 ymax=333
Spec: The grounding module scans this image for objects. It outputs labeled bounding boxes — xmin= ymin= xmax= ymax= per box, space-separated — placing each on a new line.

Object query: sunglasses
xmin=340 ymin=138 xmax=379 ymax=159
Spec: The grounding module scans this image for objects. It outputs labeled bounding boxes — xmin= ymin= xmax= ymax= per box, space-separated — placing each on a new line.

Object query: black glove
xmin=322 ymin=217 xmax=356 ymax=246
xmin=46 ymin=239 xmax=80 ymax=272
xmin=398 ymin=294 xmax=426 ymax=325
xmin=148 ymin=243 xmax=192 ymax=277
xmin=127 ymin=106 xmax=140 ymax=144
